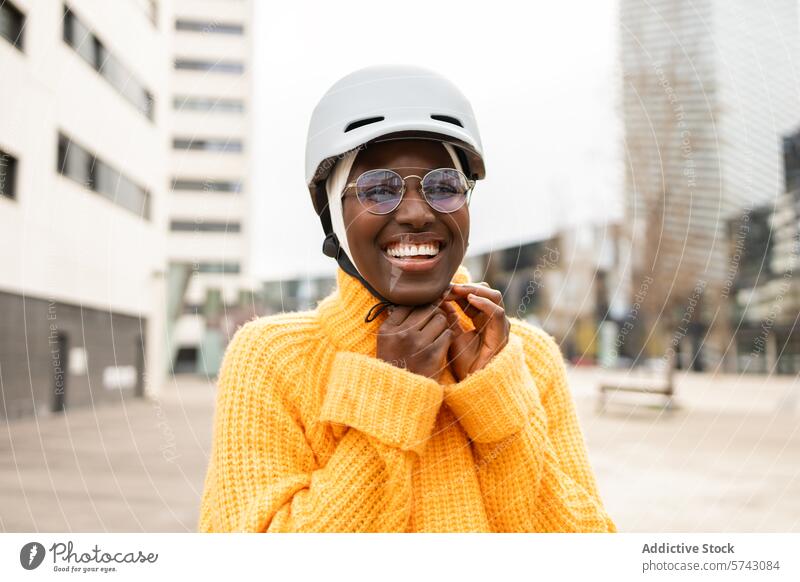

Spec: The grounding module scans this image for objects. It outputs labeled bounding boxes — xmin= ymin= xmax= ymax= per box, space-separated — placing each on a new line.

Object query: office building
xmin=0 ymin=0 xmax=169 ymax=418
xmin=619 ymin=0 xmax=799 ymax=369
xmin=166 ymin=0 xmax=255 ymax=375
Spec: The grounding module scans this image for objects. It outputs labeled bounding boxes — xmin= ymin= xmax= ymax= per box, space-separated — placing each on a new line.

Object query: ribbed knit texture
xmin=198 ymin=264 xmax=617 ymax=533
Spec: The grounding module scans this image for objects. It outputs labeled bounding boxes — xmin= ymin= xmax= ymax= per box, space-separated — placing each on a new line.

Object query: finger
xmin=450 ymin=283 xmax=501 ymax=301
xmin=439 ymin=287 xmax=463 ymax=302
xmin=440 ymin=301 xmax=465 ymax=336
xmin=466 ymin=292 xmax=506 ymax=334
xmin=432 ymin=330 xmax=456 ymax=376
xmin=449 ymin=284 xmax=504 ymax=308
xmin=440 ymin=290 xmax=482 ymax=321
xmin=430 ymin=327 xmax=453 ymax=358
xmin=449 ymin=329 xmax=480 ymax=362
xmin=404 ymin=303 xmax=445 ymax=331
xmin=466 ymin=292 xmax=499 ymax=312
xmin=383 ymin=304 xmax=414 ymax=326
xmin=419 ymin=309 xmax=449 ymax=338
xmin=440 ymin=300 xmax=459 ymax=323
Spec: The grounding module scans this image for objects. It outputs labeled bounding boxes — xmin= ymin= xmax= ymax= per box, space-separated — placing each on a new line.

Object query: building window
xmin=0 ymin=149 xmax=18 ymax=200
xmin=174 ymin=59 xmax=244 ymax=74
xmin=182 ymin=303 xmax=202 ymax=315
xmin=196 ymin=262 xmax=241 ymax=274
xmin=175 ymin=19 xmax=244 ymax=35
xmin=170 ymin=220 xmax=241 ymax=233
xmin=171 ymin=178 xmax=242 ymax=192
xmin=0 ymin=0 xmax=25 ymax=50
xmin=172 ymin=96 xmax=245 ymax=113
xmin=173 ymin=138 xmax=243 ymax=153
xmin=57 ymin=133 xmax=150 ymax=219
xmin=63 ymin=4 xmax=155 ymax=120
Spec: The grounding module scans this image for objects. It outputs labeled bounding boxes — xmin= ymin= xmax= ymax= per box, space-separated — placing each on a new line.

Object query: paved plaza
xmin=1 ymin=368 xmax=798 ymax=532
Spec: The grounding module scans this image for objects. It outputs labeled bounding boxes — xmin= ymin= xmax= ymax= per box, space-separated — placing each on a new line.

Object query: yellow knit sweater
xmin=198 ymin=264 xmax=616 ymax=533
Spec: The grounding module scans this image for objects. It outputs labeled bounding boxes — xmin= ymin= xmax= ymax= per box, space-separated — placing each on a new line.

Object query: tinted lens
xmin=422 ymin=168 xmax=469 ymax=212
xmin=356 ymin=169 xmax=403 ymax=214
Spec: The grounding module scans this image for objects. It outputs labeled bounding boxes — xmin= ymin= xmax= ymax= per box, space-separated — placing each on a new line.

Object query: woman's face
xmin=342 ymin=138 xmax=470 ymax=305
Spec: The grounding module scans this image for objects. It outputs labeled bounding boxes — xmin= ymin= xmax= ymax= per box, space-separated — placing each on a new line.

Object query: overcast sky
xmin=252 ymin=0 xmax=623 ymax=281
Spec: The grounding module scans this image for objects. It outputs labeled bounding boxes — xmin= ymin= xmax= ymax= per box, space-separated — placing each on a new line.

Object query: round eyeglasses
xmin=342 ymin=168 xmax=475 ymax=215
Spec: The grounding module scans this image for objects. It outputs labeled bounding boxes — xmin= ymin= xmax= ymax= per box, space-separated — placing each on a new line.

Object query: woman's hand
xmin=440 ymin=282 xmax=510 ymax=382
xmin=376 ymin=303 xmax=458 ymax=381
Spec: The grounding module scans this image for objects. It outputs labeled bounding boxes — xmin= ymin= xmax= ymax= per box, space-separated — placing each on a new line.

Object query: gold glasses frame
xmin=342 ymin=167 xmax=476 ymax=215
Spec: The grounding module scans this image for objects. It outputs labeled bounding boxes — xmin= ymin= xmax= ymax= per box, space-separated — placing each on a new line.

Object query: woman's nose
xmin=393 ymin=183 xmax=435 ymax=227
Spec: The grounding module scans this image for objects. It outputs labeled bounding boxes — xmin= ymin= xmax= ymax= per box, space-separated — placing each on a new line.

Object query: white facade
xmin=0 ymin=0 xmax=170 ymax=403
xmin=167 ymin=0 xmax=254 ymax=374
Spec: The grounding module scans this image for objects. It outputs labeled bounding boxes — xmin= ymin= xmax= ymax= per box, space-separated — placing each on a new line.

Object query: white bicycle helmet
xmin=304 ymin=64 xmax=486 ymax=316
xmin=306 ymin=64 xmax=485 ymax=204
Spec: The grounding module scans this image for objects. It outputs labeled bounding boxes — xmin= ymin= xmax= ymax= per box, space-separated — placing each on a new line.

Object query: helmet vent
xmin=344 ymin=116 xmax=385 ymax=132
xmin=431 ymin=114 xmax=463 ymax=128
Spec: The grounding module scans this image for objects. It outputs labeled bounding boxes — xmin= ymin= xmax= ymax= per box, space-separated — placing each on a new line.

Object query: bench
xmin=597 ymin=380 xmax=677 ymax=413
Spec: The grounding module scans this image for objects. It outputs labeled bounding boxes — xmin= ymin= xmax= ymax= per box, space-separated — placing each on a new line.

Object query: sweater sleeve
xmin=442 ymin=324 xmax=616 ymax=532
xmin=198 ymin=321 xmax=443 ymax=532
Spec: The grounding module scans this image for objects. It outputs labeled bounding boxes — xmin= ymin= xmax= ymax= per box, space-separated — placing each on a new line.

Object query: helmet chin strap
xmin=322 ymin=232 xmax=397 ymax=323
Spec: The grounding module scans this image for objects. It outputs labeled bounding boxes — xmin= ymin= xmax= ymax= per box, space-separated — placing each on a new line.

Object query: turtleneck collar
xmin=317 ymin=264 xmax=474 ymax=357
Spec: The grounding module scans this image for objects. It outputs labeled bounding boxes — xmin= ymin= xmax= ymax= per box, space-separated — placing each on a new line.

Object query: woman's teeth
xmin=385 ymin=242 xmax=440 ymax=258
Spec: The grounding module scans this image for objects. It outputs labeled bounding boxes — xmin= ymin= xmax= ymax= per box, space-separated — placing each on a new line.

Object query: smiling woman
xmin=338 ymin=138 xmax=471 ymax=307
xmin=198 ymin=65 xmax=617 ymax=533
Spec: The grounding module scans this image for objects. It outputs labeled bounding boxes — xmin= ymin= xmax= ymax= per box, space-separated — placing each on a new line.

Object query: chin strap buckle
xmin=322 ymin=233 xmax=340 ymax=258
xmin=322 ymin=231 xmax=398 ymax=322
